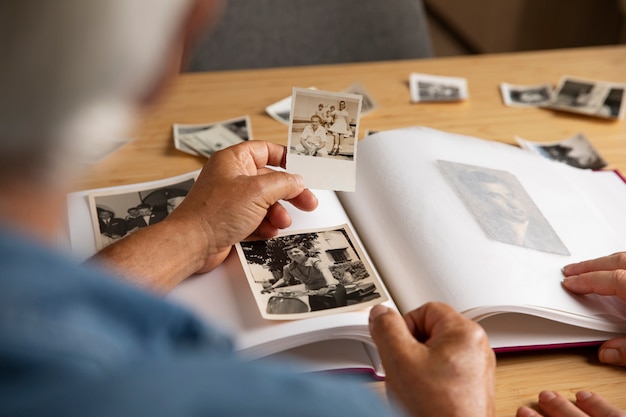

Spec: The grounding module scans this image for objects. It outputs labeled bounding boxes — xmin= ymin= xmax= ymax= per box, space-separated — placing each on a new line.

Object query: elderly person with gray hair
xmin=3 ymin=1 xmax=616 ymax=417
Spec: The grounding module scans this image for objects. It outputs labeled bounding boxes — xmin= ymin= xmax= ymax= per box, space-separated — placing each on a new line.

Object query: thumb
xmin=599 ymin=337 xmax=626 ymax=366
xmin=369 ymin=305 xmax=423 ymax=363
xmin=253 ymin=170 xmax=307 ymax=205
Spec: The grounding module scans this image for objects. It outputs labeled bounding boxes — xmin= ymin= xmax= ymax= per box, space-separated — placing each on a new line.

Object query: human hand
xmin=562 ymin=252 xmax=626 ymax=366
xmin=516 ymin=390 xmax=624 ymax=417
xmin=315 ymin=287 xmax=330 ymax=296
xmin=92 ymin=141 xmax=318 ymax=293
xmin=167 ymin=141 xmax=318 ymax=273
xmin=368 ymin=302 xmax=495 ymax=417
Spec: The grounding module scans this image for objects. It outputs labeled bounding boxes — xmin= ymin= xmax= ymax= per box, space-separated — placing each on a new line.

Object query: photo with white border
xmin=409 ymin=72 xmax=469 ymax=102
xmin=173 ymin=115 xmax=252 ymax=157
xmin=500 ymin=82 xmax=553 ymax=107
xmin=287 ymin=87 xmax=362 ymax=192
xmin=235 ymin=224 xmax=388 ymax=320
xmin=87 ymin=172 xmax=198 ymax=250
xmin=515 ymin=133 xmax=607 ymax=170
xmin=545 ymin=75 xmax=625 ymax=119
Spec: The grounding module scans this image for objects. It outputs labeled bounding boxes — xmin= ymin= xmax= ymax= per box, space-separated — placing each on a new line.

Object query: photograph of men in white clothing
xmin=295 ymin=115 xmax=328 ymax=157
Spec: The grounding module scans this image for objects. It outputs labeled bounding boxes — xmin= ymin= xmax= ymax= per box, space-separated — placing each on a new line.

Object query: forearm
xmin=86 ymin=217 xmax=217 ymax=294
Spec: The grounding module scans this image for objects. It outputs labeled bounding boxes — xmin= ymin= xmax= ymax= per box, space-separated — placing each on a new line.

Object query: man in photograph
xmin=126 ymin=203 xmax=168 ymax=230
xmin=295 ymin=114 xmax=329 ymax=157
xmin=97 ymin=208 xmax=128 ymax=239
xmin=459 ymin=169 xmax=569 ymax=255
xmin=263 ymin=243 xmax=346 ymax=311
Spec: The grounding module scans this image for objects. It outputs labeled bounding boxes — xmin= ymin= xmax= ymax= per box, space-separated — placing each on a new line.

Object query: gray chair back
xmin=185 ymin=0 xmax=433 ymax=71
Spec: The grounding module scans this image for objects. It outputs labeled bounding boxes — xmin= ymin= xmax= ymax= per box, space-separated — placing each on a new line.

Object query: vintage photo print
xmin=438 ymin=161 xmax=570 ymax=255
xmin=545 ymin=76 xmax=625 ymax=119
xmin=265 ymin=94 xmax=293 ymax=126
xmin=409 ymin=72 xmax=469 ymax=103
xmin=265 ymin=87 xmax=318 ymax=126
xmin=516 ymin=133 xmax=607 ymax=170
xmin=87 ymin=172 xmax=197 ymax=250
xmin=235 ymin=224 xmax=388 ymax=320
xmin=286 ymin=87 xmax=362 ymax=192
xmin=342 ymin=81 xmax=378 ymax=115
xmin=173 ymin=115 xmax=252 ymax=157
xmin=500 ymin=82 xmax=553 ymax=107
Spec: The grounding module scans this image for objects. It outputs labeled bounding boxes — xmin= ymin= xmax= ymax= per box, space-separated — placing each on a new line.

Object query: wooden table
xmin=75 ymin=45 xmax=626 ymax=416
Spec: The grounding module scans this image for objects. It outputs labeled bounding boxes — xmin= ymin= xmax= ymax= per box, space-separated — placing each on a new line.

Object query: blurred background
xmin=426 ymin=0 xmax=626 ymax=56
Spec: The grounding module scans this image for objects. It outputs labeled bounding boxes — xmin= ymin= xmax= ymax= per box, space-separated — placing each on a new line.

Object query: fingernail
xmin=369 ymin=305 xmax=389 ymax=322
xmin=538 ymin=391 xmax=557 ymax=403
xmin=576 ymin=391 xmax=592 ymax=401
xmin=516 ymin=406 xmax=536 ymax=417
xmin=599 ymin=348 xmax=622 ymax=365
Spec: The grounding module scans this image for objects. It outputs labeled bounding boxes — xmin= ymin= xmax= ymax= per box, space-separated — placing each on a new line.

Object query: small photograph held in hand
xmin=287 ymin=87 xmax=362 ymax=192
xmin=236 ymin=224 xmax=387 ymax=320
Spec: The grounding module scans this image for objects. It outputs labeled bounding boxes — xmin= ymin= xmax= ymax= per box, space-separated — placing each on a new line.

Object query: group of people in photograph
xmin=6 ymin=1 xmax=626 ymax=417
xmin=297 ymin=100 xmax=353 ymax=157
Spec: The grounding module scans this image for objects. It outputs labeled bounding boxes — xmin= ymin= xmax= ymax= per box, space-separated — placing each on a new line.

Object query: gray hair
xmin=0 ymin=0 xmax=194 ymax=179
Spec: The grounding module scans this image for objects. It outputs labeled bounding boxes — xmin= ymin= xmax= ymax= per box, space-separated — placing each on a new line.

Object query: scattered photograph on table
xmin=500 ymin=82 xmax=553 ymax=107
xmin=439 ymin=160 xmax=570 ymax=256
xmin=87 ymin=172 xmax=197 ymax=250
xmin=516 ymin=133 xmax=607 ymax=170
xmin=266 ymin=87 xmax=318 ymax=126
xmin=544 ymin=76 xmax=625 ymax=119
xmin=409 ymin=73 xmax=468 ymax=103
xmin=286 ymin=87 xmax=362 ymax=192
xmin=173 ymin=115 xmax=252 ymax=157
xmin=80 ymin=137 xmax=132 ymax=164
xmin=342 ymin=81 xmax=378 ymax=115
xmin=235 ymin=224 xmax=387 ymax=320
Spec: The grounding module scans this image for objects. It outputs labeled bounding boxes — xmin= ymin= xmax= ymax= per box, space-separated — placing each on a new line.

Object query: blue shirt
xmin=0 ymin=227 xmax=401 ymax=417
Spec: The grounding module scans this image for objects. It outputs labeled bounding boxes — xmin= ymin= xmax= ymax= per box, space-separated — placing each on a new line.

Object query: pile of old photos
xmin=500 ymin=75 xmax=626 ymax=120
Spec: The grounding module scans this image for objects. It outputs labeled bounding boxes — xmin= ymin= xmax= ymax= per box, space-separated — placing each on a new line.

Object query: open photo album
xmin=65 ymin=126 xmax=626 ymax=378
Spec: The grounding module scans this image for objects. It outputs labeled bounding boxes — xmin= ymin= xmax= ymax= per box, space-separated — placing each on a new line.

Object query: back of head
xmin=0 ymin=0 xmax=194 ymax=180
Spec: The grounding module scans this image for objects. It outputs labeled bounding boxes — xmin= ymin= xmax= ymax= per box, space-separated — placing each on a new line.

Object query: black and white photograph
xmin=265 ymin=94 xmax=293 ymax=126
xmin=516 ymin=133 xmax=607 ymax=170
xmin=438 ymin=161 xmax=570 ymax=256
xmin=343 ymin=81 xmax=378 ymax=116
xmin=286 ymin=87 xmax=362 ymax=192
xmin=235 ymin=225 xmax=387 ymax=320
xmin=173 ymin=115 xmax=252 ymax=157
xmin=87 ymin=173 xmax=197 ymax=250
xmin=545 ymin=76 xmax=625 ymax=119
xmin=500 ymin=82 xmax=553 ymax=107
xmin=409 ymin=72 xmax=469 ymax=103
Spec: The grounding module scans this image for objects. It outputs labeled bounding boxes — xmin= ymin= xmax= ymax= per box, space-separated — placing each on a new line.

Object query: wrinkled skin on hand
xmin=516 ymin=390 xmax=625 ymax=417
xmin=562 ymin=252 xmax=626 ymax=366
xmin=368 ymin=302 xmax=495 ymax=417
xmin=91 ymin=141 xmax=318 ymax=292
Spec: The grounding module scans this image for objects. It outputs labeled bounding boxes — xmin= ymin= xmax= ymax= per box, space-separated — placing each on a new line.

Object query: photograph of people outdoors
xmin=236 ymin=225 xmax=386 ymax=319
